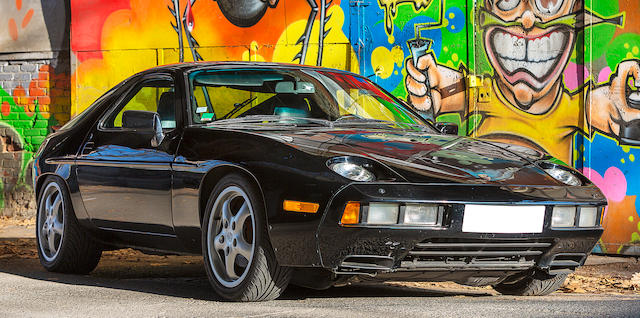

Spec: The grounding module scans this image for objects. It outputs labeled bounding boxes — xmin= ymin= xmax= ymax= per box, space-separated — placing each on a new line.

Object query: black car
xmin=34 ymin=62 xmax=606 ymax=301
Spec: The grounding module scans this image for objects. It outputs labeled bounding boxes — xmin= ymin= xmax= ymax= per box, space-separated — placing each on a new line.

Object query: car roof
xmin=143 ymin=61 xmax=354 ymax=75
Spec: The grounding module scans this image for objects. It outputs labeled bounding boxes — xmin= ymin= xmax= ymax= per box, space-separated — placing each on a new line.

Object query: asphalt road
xmin=0 ymin=240 xmax=639 ymax=318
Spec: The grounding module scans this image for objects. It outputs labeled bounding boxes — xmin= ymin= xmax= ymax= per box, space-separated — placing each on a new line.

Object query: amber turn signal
xmin=283 ymin=200 xmax=320 ymax=213
xmin=341 ymin=201 xmax=361 ymax=225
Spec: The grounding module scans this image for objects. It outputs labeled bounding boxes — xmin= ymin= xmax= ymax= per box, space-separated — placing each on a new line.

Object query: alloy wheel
xmin=206 ymin=186 xmax=256 ymax=288
xmin=38 ymin=182 xmax=65 ymax=262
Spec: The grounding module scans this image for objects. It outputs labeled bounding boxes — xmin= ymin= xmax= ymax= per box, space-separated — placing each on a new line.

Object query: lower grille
xmin=400 ymin=238 xmax=552 ymax=271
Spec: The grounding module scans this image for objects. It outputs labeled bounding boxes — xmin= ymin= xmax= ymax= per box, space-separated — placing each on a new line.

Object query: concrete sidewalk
xmin=0 ymin=225 xmax=35 ymax=239
xmin=0 ymin=224 xmax=635 ymax=266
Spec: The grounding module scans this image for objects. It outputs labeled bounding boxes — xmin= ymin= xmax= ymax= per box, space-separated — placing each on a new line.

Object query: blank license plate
xmin=462 ymin=205 xmax=545 ymax=233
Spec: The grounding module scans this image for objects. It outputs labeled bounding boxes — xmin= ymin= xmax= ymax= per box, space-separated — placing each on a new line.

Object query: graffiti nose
xmin=520 ymin=10 xmax=536 ymax=30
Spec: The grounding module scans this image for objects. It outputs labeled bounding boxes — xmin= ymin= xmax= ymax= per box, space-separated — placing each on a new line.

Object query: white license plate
xmin=462 ymin=205 xmax=545 ymax=233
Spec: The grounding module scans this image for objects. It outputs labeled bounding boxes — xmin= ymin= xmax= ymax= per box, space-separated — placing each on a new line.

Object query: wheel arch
xmin=198 ymin=164 xmax=268 ymax=227
xmin=35 ymin=173 xmax=71 ymax=203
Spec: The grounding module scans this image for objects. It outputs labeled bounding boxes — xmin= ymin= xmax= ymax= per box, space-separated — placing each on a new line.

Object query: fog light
xmin=552 ymin=206 xmax=576 ymax=227
xmin=366 ymin=202 xmax=399 ymax=224
xmin=578 ymin=207 xmax=598 ymax=227
xmin=341 ymin=201 xmax=361 ymax=225
xmin=403 ymin=204 xmax=439 ymax=225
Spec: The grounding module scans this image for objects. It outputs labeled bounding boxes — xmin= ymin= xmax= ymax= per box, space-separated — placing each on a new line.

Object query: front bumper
xmin=316 ymin=183 xmax=605 ymax=278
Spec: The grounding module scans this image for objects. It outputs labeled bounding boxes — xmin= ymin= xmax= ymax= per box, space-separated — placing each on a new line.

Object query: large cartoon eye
xmin=496 ymin=0 xmax=521 ymax=11
xmin=535 ymin=0 xmax=563 ymax=15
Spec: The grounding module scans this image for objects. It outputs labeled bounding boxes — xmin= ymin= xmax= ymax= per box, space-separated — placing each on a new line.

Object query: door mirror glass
xmin=122 ymin=110 xmax=164 ymax=147
xmin=434 ymin=122 xmax=458 ymax=135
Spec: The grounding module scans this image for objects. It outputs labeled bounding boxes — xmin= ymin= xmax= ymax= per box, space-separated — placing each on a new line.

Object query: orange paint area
xmin=600 ymin=195 xmax=640 ymax=254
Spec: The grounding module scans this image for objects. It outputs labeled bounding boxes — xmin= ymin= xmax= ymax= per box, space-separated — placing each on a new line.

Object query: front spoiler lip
xmin=315 ymin=182 xmax=606 ymax=272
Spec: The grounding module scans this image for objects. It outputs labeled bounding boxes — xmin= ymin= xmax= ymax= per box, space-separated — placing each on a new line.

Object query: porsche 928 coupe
xmin=33 ymin=62 xmax=606 ymax=301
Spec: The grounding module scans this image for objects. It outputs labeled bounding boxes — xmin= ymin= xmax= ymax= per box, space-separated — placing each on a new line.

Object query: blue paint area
xmin=445 ymin=7 xmax=465 ymax=34
xmin=338 ymin=2 xmax=442 ymax=93
xmin=577 ymin=132 xmax=640 ymax=217
xmin=592 ymin=244 xmax=603 ymax=254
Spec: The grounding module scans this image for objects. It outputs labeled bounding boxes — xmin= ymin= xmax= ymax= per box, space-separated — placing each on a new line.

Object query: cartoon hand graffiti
xmin=590 ymin=61 xmax=640 ymax=144
xmin=405 ymin=0 xmax=639 ymax=163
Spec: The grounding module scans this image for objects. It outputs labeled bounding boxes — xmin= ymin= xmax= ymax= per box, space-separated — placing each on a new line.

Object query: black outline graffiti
xmin=169 ymin=0 xmax=332 ymax=66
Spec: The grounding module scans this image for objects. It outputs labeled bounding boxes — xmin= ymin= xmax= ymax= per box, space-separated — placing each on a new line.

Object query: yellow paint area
xmin=72 ymin=5 xmax=357 ymax=115
xmin=272 ymin=6 xmax=358 ymax=72
xmin=371 ymin=45 xmax=404 ymax=79
xmin=242 ymin=41 xmax=266 ymax=62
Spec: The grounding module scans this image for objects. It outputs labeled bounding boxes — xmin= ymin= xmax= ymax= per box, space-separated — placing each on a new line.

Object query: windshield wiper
xmin=219 ymin=96 xmax=258 ymax=120
xmin=206 ymin=115 xmax=331 ymax=127
xmin=333 ymin=117 xmax=433 ymax=132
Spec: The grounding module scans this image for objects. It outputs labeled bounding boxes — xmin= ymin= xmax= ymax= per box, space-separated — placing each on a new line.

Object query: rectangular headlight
xmin=403 ymin=204 xmax=439 ymax=225
xmin=366 ymin=202 xmax=399 ymax=224
xmin=552 ymin=206 xmax=576 ymax=227
xmin=578 ymin=207 xmax=598 ymax=227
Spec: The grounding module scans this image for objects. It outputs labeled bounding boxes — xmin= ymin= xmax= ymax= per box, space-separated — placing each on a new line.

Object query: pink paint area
xmin=598 ymin=67 xmax=612 ymax=84
xmin=583 ymin=167 xmax=627 ymax=203
xmin=563 ymin=62 xmax=589 ymax=91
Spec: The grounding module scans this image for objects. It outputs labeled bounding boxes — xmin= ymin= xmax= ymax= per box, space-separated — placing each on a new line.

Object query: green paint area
xmin=0 ymin=87 xmax=55 ymax=209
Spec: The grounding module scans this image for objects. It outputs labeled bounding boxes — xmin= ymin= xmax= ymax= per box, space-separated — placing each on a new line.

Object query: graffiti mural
xmin=69 ymin=0 xmax=640 ymax=254
xmin=403 ymin=0 xmax=640 ymax=255
xmin=1 ymin=0 xmax=70 ymax=214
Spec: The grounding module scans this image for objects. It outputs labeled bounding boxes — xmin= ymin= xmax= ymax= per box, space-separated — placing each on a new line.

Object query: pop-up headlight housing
xmin=327 ymin=156 xmax=400 ymax=182
xmin=538 ymin=161 xmax=584 ymax=186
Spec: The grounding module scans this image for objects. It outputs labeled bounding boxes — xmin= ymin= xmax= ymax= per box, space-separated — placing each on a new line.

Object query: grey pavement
xmin=1 ymin=226 xmax=639 ymax=317
xmin=0 ymin=253 xmax=639 ymax=318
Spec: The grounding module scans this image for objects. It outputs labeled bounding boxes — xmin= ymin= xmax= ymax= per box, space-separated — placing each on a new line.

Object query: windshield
xmin=188 ymin=68 xmax=432 ymax=131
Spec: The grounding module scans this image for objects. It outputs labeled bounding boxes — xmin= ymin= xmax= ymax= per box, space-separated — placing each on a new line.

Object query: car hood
xmin=254 ymin=127 xmax=562 ymax=185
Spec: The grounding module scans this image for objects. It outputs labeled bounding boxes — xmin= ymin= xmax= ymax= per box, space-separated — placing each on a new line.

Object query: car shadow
xmin=0 ymin=239 xmax=494 ymax=301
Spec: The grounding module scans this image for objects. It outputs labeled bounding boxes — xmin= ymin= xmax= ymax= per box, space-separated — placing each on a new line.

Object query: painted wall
xmin=0 ymin=0 xmax=71 ymax=216
xmin=66 ymin=0 xmax=639 ymax=255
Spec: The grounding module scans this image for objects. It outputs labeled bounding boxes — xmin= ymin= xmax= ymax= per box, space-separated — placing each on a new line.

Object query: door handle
xmin=81 ymin=141 xmax=95 ymax=155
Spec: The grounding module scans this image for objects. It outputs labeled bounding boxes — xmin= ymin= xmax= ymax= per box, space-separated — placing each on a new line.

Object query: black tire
xmin=202 ymin=174 xmax=291 ymax=301
xmin=493 ymin=271 xmax=568 ymax=296
xmin=36 ymin=176 xmax=102 ymax=274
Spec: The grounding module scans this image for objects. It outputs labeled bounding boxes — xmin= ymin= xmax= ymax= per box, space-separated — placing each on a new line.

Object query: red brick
xmin=37 ymin=96 xmax=51 ymax=105
xmin=50 ymin=88 xmax=64 ymax=97
xmin=37 ymin=71 xmax=50 ymax=81
xmin=37 ymin=80 xmax=50 ymax=88
xmin=29 ymin=87 xmax=46 ymax=96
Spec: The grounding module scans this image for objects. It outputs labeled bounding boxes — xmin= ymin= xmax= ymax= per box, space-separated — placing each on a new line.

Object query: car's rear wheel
xmin=493 ymin=270 xmax=568 ymax=296
xmin=202 ymin=174 xmax=291 ymax=301
xmin=36 ymin=176 xmax=102 ymax=273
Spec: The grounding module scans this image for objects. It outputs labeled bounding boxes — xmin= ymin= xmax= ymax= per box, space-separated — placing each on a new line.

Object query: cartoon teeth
xmin=491 ymin=30 xmax=567 ymax=80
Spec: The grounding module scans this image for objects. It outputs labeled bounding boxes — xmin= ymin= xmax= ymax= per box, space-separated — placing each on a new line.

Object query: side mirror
xmin=434 ymin=122 xmax=458 ymax=135
xmin=122 ymin=110 xmax=164 ymax=147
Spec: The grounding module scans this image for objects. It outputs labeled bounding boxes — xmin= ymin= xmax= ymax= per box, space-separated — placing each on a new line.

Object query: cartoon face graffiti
xmin=481 ymin=0 xmax=579 ymax=113
xmin=405 ymin=0 xmax=639 ymax=164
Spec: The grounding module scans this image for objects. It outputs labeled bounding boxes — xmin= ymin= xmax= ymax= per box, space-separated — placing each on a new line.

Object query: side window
xmin=104 ymin=77 xmax=176 ymax=129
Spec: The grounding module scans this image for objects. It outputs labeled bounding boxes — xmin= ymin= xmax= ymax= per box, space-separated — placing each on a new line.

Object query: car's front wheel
xmin=202 ymin=174 xmax=291 ymax=301
xmin=36 ymin=176 xmax=102 ymax=273
xmin=493 ymin=270 xmax=568 ymax=296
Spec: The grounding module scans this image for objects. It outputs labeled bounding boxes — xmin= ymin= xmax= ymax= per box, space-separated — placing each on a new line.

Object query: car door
xmin=76 ymin=73 xmax=182 ymax=235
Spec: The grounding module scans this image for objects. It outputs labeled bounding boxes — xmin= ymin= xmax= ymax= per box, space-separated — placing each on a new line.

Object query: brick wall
xmin=0 ymin=52 xmax=71 ymax=217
